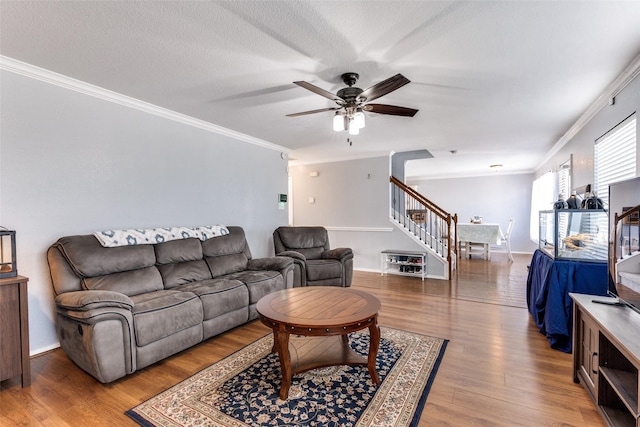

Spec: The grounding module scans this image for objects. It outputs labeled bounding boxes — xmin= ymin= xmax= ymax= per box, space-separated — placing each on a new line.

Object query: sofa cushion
xmin=306 ymin=259 xmax=343 ymax=281
xmin=55 ymin=235 xmax=156 ymax=277
xmin=206 ymin=253 xmax=250 ymax=277
xmin=201 ymin=226 xmax=248 ymax=257
xmin=82 ymin=266 xmax=163 ymax=296
xmin=176 ymin=278 xmax=248 ymax=320
xmin=226 ymin=270 xmax=284 ymax=304
xmin=130 ymin=290 xmax=203 ymax=347
xmin=154 ymin=238 xmax=203 ymax=264
xmin=154 ymin=238 xmax=212 ymax=288
xmin=202 ymin=226 xmax=251 ymax=276
xmin=158 ymin=261 xmax=212 ymax=289
xmin=289 ymin=247 xmax=324 ymax=260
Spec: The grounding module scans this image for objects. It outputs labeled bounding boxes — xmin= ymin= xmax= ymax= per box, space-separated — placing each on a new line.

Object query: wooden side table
xmin=0 ymin=275 xmax=30 ymax=387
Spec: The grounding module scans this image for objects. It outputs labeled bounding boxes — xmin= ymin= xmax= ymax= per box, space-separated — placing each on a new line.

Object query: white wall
xmin=290 ymin=157 xmax=538 ymax=274
xmin=408 ymin=173 xmax=538 ymax=253
xmin=0 ymin=70 xmax=289 ymax=354
xmin=537 ymin=71 xmax=640 ymax=186
xmin=290 ymin=157 xmax=452 ymax=276
xmin=290 ymin=158 xmax=389 ymax=228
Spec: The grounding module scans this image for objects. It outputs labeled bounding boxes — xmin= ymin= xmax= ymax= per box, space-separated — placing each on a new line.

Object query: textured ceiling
xmin=2 ymin=1 xmax=640 ymax=178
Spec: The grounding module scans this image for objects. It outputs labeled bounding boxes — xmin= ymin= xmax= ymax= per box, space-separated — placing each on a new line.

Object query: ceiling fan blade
xmin=293 ymin=81 xmax=344 ymax=103
xmin=363 ymin=103 xmax=418 ymax=117
xmin=286 ymin=107 xmax=341 ymax=117
xmin=358 ymin=74 xmax=411 ymax=102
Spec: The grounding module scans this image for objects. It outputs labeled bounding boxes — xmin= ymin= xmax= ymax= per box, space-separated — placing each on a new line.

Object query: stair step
xmin=617 ymin=250 xmax=640 ymax=262
xmin=619 ymin=271 xmax=640 ymax=294
xmin=620 ymin=271 xmax=640 ymax=283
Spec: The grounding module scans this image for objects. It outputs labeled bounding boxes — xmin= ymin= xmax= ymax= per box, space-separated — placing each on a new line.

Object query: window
xmin=557 ymin=159 xmax=571 ymax=201
xmin=593 ymin=114 xmax=636 ymax=258
xmin=556 ymin=159 xmax=572 ymax=244
xmin=594 ymin=114 xmax=637 ymax=208
xmin=530 ymin=171 xmax=554 ymax=242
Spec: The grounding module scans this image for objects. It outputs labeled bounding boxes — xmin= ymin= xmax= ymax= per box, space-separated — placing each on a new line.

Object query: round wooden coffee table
xmin=256 ymin=287 xmax=381 ymax=400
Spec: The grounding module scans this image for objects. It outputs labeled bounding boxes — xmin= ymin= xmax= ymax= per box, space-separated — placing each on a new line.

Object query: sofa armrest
xmin=55 ymin=290 xmax=134 ymax=312
xmin=248 ymin=256 xmax=296 ymax=289
xmin=248 ymin=256 xmax=294 ymax=271
xmin=55 ymin=304 xmax=136 ymax=383
xmin=54 ymin=292 xmax=136 ymax=383
xmin=321 ymin=247 xmax=353 ymax=262
xmin=276 ymin=250 xmax=306 ymax=261
xmin=275 ymin=252 xmax=306 ymax=288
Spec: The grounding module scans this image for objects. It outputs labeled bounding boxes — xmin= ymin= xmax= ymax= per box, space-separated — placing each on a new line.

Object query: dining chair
xmin=466 ymin=241 xmax=490 ymax=260
xmin=501 ymin=218 xmax=515 ymax=262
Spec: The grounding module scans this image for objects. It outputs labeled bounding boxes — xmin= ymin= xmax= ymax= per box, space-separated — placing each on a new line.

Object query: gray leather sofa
xmin=273 ymin=226 xmax=353 ymax=287
xmin=47 ymin=226 xmax=293 ymax=383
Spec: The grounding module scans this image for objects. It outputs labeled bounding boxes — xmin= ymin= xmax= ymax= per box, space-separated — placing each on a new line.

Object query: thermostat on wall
xmin=278 ymin=194 xmax=287 ymax=210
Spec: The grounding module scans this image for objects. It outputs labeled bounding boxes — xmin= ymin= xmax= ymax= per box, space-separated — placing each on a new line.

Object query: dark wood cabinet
xmin=0 ymin=275 xmax=30 ymax=387
xmin=577 ymin=311 xmax=600 ymax=399
xmin=572 ymin=293 xmax=640 ymax=427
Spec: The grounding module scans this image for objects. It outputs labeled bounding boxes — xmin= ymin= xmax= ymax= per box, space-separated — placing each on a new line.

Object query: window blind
xmin=595 ymin=114 xmax=637 ymax=209
xmin=558 ymin=162 xmax=570 ymax=200
xmin=593 ymin=115 xmax=636 ymax=260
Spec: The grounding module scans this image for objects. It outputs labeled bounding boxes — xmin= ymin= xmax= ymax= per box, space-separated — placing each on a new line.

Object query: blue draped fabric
xmin=526 ymin=249 xmax=609 ymax=353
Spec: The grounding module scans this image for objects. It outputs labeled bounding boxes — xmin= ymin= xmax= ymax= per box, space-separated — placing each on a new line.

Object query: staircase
xmin=612 ymin=204 xmax=640 ymax=294
xmin=389 ymin=176 xmax=457 ymax=280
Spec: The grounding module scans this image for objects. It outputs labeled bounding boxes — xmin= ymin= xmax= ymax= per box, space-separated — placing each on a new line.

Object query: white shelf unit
xmin=381 ymin=250 xmax=427 ymax=281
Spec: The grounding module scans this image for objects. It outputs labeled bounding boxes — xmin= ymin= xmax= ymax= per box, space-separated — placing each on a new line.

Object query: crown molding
xmin=288 ymin=152 xmax=391 ymax=167
xmin=0 ymin=55 xmax=290 ymax=154
xmin=406 ymin=168 xmax=535 ymax=182
xmin=325 ymin=226 xmax=394 ymax=232
xmin=537 ymin=51 xmax=640 ymax=169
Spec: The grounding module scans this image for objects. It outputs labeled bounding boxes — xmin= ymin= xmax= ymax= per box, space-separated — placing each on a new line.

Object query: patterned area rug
xmin=126 ymin=327 xmax=448 ymax=427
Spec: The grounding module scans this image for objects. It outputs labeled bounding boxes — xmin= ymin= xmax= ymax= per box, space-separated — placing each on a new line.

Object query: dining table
xmin=457 ymin=223 xmax=503 ymax=260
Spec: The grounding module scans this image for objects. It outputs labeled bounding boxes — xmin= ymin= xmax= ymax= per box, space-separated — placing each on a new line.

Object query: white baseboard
xmin=31 ymin=342 xmax=60 ymax=357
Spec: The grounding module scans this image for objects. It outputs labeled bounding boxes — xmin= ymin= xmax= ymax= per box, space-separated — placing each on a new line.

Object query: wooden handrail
xmin=389 ymin=176 xmax=458 ymax=280
xmin=610 ymin=204 xmax=640 ymax=283
xmin=390 ymin=176 xmax=449 ymax=220
xmin=616 ymin=204 xmax=640 ymax=223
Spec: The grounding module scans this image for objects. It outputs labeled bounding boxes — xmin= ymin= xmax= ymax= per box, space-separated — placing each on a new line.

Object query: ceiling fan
xmin=286 ymin=72 xmax=418 ymax=135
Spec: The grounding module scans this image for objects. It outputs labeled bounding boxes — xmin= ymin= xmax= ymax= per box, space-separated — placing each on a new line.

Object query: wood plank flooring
xmin=0 ymin=253 xmax=605 ymax=426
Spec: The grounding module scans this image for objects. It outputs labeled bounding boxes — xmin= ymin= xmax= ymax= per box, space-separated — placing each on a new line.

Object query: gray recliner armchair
xmin=273 ymin=226 xmax=353 ymax=287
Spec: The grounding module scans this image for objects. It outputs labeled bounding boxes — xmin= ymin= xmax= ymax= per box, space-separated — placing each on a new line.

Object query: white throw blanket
xmin=94 ymin=225 xmax=229 ymax=247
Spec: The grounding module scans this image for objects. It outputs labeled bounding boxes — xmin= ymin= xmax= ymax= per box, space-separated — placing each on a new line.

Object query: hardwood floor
xmin=0 ymin=253 xmax=605 ymax=426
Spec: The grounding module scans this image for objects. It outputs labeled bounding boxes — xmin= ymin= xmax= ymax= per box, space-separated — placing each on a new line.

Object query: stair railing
xmin=611 ymin=204 xmax=640 ymax=281
xmin=390 ymin=176 xmax=458 ymax=280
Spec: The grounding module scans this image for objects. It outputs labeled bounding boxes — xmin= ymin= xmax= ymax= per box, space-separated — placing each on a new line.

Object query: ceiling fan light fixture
xmin=333 ymin=111 xmax=345 ymax=131
xmin=288 ymin=72 xmax=417 ymax=134
xmin=348 ymin=119 xmax=360 ymax=135
xmin=353 ymin=108 xmax=365 ymax=129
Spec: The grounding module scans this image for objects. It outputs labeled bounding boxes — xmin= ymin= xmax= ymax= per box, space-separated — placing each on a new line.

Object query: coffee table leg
xmin=274 ymin=330 xmax=292 ymax=399
xmin=368 ymin=323 xmax=381 ymax=384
